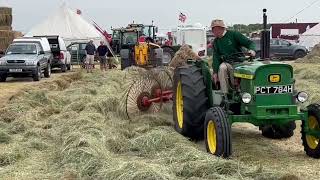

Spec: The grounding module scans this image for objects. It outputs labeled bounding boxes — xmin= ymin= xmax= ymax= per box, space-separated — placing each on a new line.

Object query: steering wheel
xmin=221 ymin=52 xmax=253 ymax=63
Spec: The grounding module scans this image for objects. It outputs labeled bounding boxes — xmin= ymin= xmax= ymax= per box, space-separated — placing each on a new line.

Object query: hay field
xmin=0 ymin=63 xmax=319 ymax=180
xmin=0 ymin=68 xmax=290 ymax=180
xmin=0 ymin=70 xmax=80 ymax=108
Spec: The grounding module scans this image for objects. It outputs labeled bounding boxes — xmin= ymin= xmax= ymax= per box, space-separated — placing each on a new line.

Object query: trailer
xmin=171 ymin=23 xmax=207 ymax=58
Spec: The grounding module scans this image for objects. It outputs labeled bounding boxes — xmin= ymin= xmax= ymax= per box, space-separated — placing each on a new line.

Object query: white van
xmin=171 ymin=24 xmax=207 ymax=58
xmin=33 ymin=36 xmax=71 ymax=72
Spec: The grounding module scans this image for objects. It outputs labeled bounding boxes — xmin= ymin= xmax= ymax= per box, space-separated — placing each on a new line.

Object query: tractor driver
xmin=211 ymin=19 xmax=256 ymax=95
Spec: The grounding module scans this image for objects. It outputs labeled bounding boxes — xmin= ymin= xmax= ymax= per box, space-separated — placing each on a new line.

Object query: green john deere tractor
xmin=173 ymin=53 xmax=320 ymax=158
xmin=172 ymin=9 xmax=320 ymax=159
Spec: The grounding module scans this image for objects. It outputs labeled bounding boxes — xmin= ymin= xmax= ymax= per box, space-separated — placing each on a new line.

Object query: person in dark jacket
xmin=211 ymin=19 xmax=256 ymax=94
xmin=85 ymin=39 xmax=96 ymax=73
xmin=97 ymin=41 xmax=108 ymax=71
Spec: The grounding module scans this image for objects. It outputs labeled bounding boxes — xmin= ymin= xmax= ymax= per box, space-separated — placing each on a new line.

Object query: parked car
xmin=33 ymin=35 xmax=71 ymax=72
xmin=252 ymin=38 xmax=308 ymax=59
xmin=67 ymin=42 xmax=87 ymax=65
xmin=0 ymin=38 xmax=52 ymax=82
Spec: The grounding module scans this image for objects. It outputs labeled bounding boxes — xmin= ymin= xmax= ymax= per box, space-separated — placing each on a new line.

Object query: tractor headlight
xmin=297 ymin=92 xmax=308 ymax=103
xmin=242 ymin=93 xmax=252 ymax=104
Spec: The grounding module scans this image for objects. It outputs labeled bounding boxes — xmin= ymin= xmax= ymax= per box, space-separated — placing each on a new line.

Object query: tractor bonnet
xmin=233 ymin=61 xmax=293 ymax=80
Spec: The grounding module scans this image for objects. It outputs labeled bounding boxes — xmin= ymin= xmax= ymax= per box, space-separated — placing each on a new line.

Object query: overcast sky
xmin=1 ymin=0 xmax=320 ymax=33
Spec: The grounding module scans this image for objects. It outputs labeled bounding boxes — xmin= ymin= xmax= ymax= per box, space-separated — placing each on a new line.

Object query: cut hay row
xmin=296 ymin=43 xmax=320 ymax=63
xmin=292 ymin=63 xmax=320 ymax=109
xmin=169 ymin=44 xmax=201 ymax=68
xmin=0 ymin=70 xmax=292 ymax=179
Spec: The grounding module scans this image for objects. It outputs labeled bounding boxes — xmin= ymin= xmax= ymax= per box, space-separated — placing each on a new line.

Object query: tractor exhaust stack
xmin=261 ymin=9 xmax=270 ymax=59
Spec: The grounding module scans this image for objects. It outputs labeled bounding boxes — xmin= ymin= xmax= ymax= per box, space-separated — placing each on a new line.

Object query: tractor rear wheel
xmin=204 ymin=107 xmax=232 ymax=158
xmin=173 ymin=65 xmax=209 ymax=140
xmin=260 ymin=121 xmax=296 ymax=139
xmin=302 ymin=104 xmax=320 ymax=158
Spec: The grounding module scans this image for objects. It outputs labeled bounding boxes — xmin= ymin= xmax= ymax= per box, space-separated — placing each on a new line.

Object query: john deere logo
xmin=269 ymin=74 xmax=280 ymax=83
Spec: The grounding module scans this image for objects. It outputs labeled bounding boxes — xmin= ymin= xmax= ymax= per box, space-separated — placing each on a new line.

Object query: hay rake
xmin=124 ymin=67 xmax=173 ymax=119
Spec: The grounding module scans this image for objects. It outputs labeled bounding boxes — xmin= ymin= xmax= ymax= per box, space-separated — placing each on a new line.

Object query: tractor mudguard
xmin=194 ymin=60 xmax=214 ymax=107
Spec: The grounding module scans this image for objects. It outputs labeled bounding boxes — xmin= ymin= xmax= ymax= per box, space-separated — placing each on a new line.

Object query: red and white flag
xmin=76 ymin=9 xmax=82 ymax=15
xmin=179 ymin=12 xmax=187 ymax=23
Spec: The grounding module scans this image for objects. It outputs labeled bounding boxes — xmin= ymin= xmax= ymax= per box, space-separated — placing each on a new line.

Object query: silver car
xmin=0 ymin=43 xmax=52 ymax=82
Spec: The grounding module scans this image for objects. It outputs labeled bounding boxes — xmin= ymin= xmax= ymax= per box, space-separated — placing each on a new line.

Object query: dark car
xmin=67 ymin=42 xmax=88 ymax=65
xmin=252 ymin=38 xmax=308 ymax=59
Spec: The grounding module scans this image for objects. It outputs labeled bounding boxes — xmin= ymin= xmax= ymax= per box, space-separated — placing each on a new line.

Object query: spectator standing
xmin=97 ymin=41 xmax=108 ymax=71
xmin=85 ymin=39 xmax=96 ymax=73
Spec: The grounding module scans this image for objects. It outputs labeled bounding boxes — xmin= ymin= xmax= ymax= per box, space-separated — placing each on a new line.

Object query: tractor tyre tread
xmin=301 ymin=103 xmax=320 ymax=158
xmin=173 ymin=65 xmax=209 ymax=140
xmin=205 ymin=107 xmax=232 ymax=158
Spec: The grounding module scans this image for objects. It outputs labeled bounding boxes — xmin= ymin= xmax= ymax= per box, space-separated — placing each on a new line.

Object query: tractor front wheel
xmin=173 ymin=65 xmax=209 ymax=140
xmin=204 ymin=107 xmax=232 ymax=158
xmin=302 ymin=104 xmax=320 ymax=158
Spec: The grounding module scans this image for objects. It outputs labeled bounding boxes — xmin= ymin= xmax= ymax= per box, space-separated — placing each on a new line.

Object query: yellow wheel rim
xmin=306 ymin=116 xmax=320 ymax=150
xmin=207 ymin=120 xmax=217 ymax=154
xmin=176 ymin=81 xmax=184 ymax=129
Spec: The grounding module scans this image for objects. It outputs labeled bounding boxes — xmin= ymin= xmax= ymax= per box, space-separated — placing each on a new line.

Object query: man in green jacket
xmin=211 ymin=19 xmax=256 ymax=94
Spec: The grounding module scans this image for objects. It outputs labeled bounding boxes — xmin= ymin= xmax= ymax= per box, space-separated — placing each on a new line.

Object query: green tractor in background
xmin=172 ymin=10 xmax=320 ymax=158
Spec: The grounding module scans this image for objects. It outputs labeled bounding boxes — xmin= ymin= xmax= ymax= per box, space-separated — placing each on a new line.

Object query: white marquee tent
xmin=299 ymin=23 xmax=320 ymax=50
xmin=24 ymin=4 xmax=103 ymax=47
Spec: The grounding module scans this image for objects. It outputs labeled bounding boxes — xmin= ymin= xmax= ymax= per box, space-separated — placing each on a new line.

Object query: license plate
xmin=9 ymin=69 xmax=23 ymax=72
xmin=255 ymin=85 xmax=293 ymax=94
